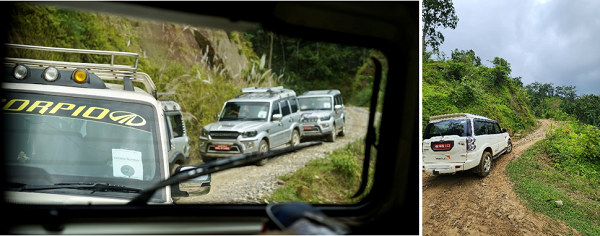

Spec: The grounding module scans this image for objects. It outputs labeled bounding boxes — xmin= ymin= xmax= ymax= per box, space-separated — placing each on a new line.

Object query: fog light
xmin=13 ymin=64 xmax=29 ymax=80
xmin=244 ymin=141 xmax=254 ymax=149
xmin=199 ymin=142 xmax=205 ymax=147
xmin=43 ymin=67 xmax=60 ymax=82
xmin=322 ymin=123 xmax=329 ymax=128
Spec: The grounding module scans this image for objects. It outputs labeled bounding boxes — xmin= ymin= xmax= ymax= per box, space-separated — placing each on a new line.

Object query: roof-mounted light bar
xmin=3 ymin=43 xmax=157 ymax=98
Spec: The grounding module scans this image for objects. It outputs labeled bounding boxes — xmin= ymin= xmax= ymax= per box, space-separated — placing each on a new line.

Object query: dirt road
xmin=177 ymin=106 xmax=371 ymax=204
xmin=422 ymin=119 xmax=581 ymax=236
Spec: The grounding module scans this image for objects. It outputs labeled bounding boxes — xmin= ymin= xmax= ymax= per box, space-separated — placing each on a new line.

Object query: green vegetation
xmin=507 ymin=121 xmax=600 ymax=235
xmin=244 ymin=27 xmax=385 ymax=107
xmin=267 ymin=138 xmax=375 ymax=204
xmin=422 ymin=49 xmax=536 ymax=134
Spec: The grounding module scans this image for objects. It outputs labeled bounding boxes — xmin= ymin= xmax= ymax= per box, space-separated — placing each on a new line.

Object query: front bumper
xmin=198 ymin=137 xmax=260 ymax=158
xmin=300 ymin=120 xmax=334 ymax=136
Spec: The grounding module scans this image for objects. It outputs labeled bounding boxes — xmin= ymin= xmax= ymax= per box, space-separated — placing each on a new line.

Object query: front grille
xmin=210 ymin=131 xmax=240 ymax=139
xmin=302 ymin=118 xmax=318 ymax=122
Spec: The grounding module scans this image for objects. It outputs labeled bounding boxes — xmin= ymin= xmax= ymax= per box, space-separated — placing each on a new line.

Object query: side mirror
xmin=501 ymin=128 xmax=507 ymax=133
xmin=213 ymin=114 xmax=219 ymax=119
xmin=334 ymin=105 xmax=342 ymax=110
xmin=170 ymin=166 xmax=211 ymax=198
xmin=272 ymin=114 xmax=282 ymax=121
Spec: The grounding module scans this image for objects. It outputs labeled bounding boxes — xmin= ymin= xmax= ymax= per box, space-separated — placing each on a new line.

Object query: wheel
xmin=289 ymin=130 xmax=300 ymax=146
xmin=338 ymin=120 xmax=346 ymax=137
xmin=326 ymin=124 xmax=337 ymax=142
xmin=477 ymin=151 xmax=492 ymax=177
xmin=505 ymin=140 xmax=513 ymax=154
xmin=255 ymin=139 xmax=269 ymax=166
xmin=170 ymin=162 xmax=181 ymax=176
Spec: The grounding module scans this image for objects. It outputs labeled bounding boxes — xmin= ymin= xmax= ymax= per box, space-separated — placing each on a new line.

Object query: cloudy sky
xmin=435 ymin=0 xmax=600 ymax=96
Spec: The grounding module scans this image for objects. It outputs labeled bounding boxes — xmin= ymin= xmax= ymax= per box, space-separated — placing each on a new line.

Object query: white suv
xmin=422 ymin=113 xmax=512 ymax=177
xmin=297 ymin=90 xmax=346 ymax=142
xmin=199 ymin=86 xmax=302 ymax=166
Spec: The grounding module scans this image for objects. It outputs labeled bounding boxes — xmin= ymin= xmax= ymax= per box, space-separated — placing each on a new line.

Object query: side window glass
xmin=495 ymin=123 xmax=502 ymax=133
xmin=474 ymin=121 xmax=485 ymax=136
xmin=169 ymin=114 xmax=184 ymax=138
xmin=271 ymin=102 xmax=280 ymax=120
xmin=334 ymin=95 xmax=340 ymax=106
xmin=289 ymin=98 xmax=298 ymax=113
xmin=486 ymin=122 xmax=495 ymax=134
xmin=280 ymin=100 xmax=291 ymax=117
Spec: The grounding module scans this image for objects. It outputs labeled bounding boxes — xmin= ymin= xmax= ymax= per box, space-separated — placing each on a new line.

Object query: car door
xmin=166 ymin=111 xmax=189 ymax=157
xmin=278 ymin=100 xmax=294 ymax=144
xmin=268 ymin=101 xmax=285 ymax=147
xmin=334 ymin=95 xmax=345 ymax=129
xmin=473 ymin=119 xmax=494 ymax=154
xmin=494 ymin=122 xmax=508 ymax=152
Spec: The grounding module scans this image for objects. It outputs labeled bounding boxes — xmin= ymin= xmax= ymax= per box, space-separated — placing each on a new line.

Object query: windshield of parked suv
xmin=298 ymin=97 xmax=333 ymax=111
xmin=2 ymin=91 xmax=165 ymax=202
xmin=423 ymin=119 xmax=470 ymax=139
xmin=219 ymin=102 xmax=270 ymax=121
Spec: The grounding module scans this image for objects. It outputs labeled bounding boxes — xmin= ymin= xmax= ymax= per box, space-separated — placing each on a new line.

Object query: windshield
xmin=219 ymin=102 xmax=270 ymax=121
xmin=423 ymin=119 xmax=471 ymax=139
xmin=2 ymin=91 xmax=165 ymax=202
xmin=3 ymin=2 xmax=386 ymax=207
xmin=298 ymin=97 xmax=333 ymax=111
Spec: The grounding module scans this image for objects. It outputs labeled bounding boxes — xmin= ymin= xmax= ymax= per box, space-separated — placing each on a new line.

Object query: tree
xmin=422 ymin=0 xmax=459 ymax=52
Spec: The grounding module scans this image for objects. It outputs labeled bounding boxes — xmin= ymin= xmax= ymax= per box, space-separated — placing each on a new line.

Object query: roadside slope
xmin=422 ymin=119 xmax=581 ymax=235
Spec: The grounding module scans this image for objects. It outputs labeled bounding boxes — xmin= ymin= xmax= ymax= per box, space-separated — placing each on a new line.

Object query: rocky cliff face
xmin=127 ymin=16 xmax=249 ymax=79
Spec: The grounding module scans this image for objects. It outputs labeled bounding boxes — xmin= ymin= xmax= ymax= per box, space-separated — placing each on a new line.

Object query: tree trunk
xmin=280 ymin=36 xmax=285 ymax=70
xmin=269 ymin=32 xmax=273 ymax=69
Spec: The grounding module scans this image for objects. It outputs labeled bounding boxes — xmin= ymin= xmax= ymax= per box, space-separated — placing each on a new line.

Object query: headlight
xmin=201 ymin=128 xmax=209 ymax=137
xmin=242 ymin=130 xmax=258 ymax=138
xmin=320 ymin=115 xmax=331 ymax=121
xmin=13 ymin=64 xmax=29 ymax=80
xmin=42 ymin=66 xmax=60 ymax=82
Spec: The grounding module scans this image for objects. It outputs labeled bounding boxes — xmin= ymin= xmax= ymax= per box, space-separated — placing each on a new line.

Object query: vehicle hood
xmin=3 ymin=191 xmax=169 ymax=205
xmin=205 ymin=121 xmax=265 ymax=131
xmin=300 ymin=110 xmax=332 ymax=117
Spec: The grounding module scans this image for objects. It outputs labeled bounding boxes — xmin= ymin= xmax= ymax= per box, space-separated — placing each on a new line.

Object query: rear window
xmin=423 ymin=119 xmax=471 ymax=139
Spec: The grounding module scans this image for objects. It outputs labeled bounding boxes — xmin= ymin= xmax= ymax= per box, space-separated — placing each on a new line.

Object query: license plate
xmin=434 ymin=143 xmax=452 ymax=150
xmin=214 ymin=144 xmax=230 ymax=150
xmin=303 ymin=126 xmax=313 ymax=131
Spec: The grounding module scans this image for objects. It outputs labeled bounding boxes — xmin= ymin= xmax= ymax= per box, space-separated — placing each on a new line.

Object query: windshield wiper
xmin=11 ymin=182 xmax=142 ymax=193
xmin=127 ymin=141 xmax=323 ymax=205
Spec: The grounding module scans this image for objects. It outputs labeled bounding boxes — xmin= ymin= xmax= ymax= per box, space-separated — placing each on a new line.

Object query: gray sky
xmin=435 ymin=0 xmax=600 ymax=96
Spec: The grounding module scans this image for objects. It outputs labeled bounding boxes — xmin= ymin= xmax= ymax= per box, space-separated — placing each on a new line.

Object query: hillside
xmin=422 ymin=50 xmax=537 ymax=136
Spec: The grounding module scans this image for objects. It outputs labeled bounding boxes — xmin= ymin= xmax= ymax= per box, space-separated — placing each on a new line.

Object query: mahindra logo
xmin=109 ymin=111 xmax=146 ymax=126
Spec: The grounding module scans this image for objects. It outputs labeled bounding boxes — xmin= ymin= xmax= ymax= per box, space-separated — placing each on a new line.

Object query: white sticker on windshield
xmin=461 ymin=121 xmax=466 ymax=123
xmin=112 ymin=149 xmax=143 ymax=180
xmin=258 ymin=111 xmax=267 ymax=118
xmin=323 ymin=102 xmax=331 ymax=108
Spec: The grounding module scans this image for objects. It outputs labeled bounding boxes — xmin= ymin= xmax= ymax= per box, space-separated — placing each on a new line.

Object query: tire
xmin=506 ymin=140 xmax=513 ymax=154
xmin=326 ymin=124 xmax=337 ymax=142
xmin=477 ymin=151 xmax=492 ymax=177
xmin=170 ymin=162 xmax=181 ymax=176
xmin=255 ymin=139 xmax=269 ymax=166
xmin=289 ymin=130 xmax=300 ymax=146
xmin=338 ymin=120 xmax=346 ymax=137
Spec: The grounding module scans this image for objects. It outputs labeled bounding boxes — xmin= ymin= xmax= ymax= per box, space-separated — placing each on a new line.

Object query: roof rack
xmin=3 ymin=43 xmax=158 ymax=98
xmin=240 ymin=86 xmax=284 ymax=93
xmin=157 ymin=92 xmax=176 ymax=101
xmin=235 ymin=86 xmax=295 ymax=99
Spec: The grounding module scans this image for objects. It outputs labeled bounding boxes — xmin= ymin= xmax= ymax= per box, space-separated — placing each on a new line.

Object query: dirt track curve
xmin=422 ymin=119 xmax=581 ymax=236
